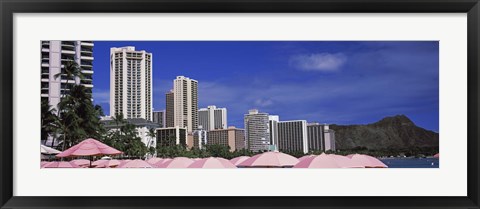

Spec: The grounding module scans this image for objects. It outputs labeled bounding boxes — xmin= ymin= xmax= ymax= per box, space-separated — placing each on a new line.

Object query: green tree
xmin=41 ymin=100 xmax=59 ymax=146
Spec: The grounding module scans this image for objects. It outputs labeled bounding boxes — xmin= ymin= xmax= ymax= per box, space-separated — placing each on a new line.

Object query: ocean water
xmin=380 ymin=158 xmax=439 ymax=168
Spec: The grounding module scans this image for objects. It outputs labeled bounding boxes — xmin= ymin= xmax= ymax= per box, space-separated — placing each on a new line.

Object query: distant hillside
xmin=330 ymin=115 xmax=439 ymax=150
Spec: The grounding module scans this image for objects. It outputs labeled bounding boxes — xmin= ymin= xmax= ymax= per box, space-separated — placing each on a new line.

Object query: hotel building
xmin=198 ymin=105 xmax=227 ymax=131
xmin=207 ymin=126 xmax=245 ymax=152
xmin=192 ymin=130 xmax=208 ymax=149
xmin=156 ymin=126 xmax=187 ymax=147
xmin=173 ymin=76 xmax=198 ymax=132
xmin=268 ymin=115 xmax=280 ymax=151
xmin=153 ymin=110 xmax=166 ymax=128
xmin=109 ymin=46 xmax=153 ymax=121
xmin=324 ymin=126 xmax=336 ymax=151
xmin=165 ymin=90 xmax=175 ymax=127
xmin=41 ymin=41 xmax=94 ymax=109
xmin=306 ymin=123 xmax=336 ymax=152
xmin=244 ymin=109 xmax=270 ymax=152
xmin=277 ymin=120 xmax=309 ymax=154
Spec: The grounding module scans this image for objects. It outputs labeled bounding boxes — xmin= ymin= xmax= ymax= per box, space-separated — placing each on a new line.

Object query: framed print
xmin=1 ymin=0 xmax=479 ymax=209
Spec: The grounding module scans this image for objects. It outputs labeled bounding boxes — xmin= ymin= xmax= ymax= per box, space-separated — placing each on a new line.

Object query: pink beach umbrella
xmin=298 ymin=155 xmax=316 ymax=162
xmin=56 ymin=138 xmax=122 ymax=158
xmin=70 ymin=159 xmax=91 ymax=167
xmin=146 ymin=157 xmax=164 ymax=165
xmin=433 ymin=153 xmax=439 ymax=158
xmin=40 ymin=161 xmax=49 ymax=167
xmin=119 ymin=159 xmax=153 ymax=168
xmin=346 ymin=154 xmax=388 ymax=168
xmin=156 ymin=157 xmax=194 ymax=168
xmin=153 ymin=158 xmax=172 ymax=167
xmin=188 ymin=157 xmax=237 ymax=168
xmin=294 ymin=153 xmax=364 ymax=168
xmin=94 ymin=159 xmax=121 ymax=168
xmin=230 ymin=156 xmax=250 ymax=166
xmin=238 ymin=152 xmax=299 ymax=168
xmin=42 ymin=161 xmax=80 ymax=168
xmin=118 ymin=159 xmax=132 ymax=167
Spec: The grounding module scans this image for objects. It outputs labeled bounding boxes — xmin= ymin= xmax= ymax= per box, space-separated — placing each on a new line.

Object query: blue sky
xmin=92 ymin=41 xmax=439 ymax=132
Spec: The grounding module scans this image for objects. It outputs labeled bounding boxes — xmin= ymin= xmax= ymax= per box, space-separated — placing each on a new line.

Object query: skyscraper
xmin=277 ymin=120 xmax=308 ymax=154
xmin=244 ymin=109 xmax=270 ymax=152
xmin=307 ymin=123 xmax=325 ymax=152
xmin=173 ymin=76 xmax=198 ymax=133
xmin=268 ymin=115 xmax=279 ymax=151
xmin=198 ymin=105 xmax=227 ymax=131
xmin=109 ymin=46 xmax=152 ymax=121
xmin=152 ymin=110 xmax=166 ymax=128
xmin=324 ymin=125 xmax=336 ymax=151
xmin=41 ymin=41 xmax=94 ymax=109
xmin=165 ymin=90 xmax=175 ymax=127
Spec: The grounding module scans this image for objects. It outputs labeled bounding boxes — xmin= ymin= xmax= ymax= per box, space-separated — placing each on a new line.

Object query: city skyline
xmin=91 ymin=41 xmax=439 ymax=132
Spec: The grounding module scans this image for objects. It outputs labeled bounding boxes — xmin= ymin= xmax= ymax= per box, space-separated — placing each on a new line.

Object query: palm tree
xmin=147 ymin=128 xmax=157 ymax=157
xmin=54 ymin=60 xmax=84 ymax=96
xmin=41 ymin=100 xmax=59 ymax=146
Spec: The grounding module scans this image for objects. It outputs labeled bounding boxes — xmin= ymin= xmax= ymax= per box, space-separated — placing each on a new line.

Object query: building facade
xmin=156 ymin=126 xmax=187 ymax=147
xmin=277 ymin=120 xmax=309 ymax=154
xmin=110 ymin=46 xmax=153 ymax=121
xmin=173 ymin=76 xmax=198 ymax=132
xmin=101 ymin=118 xmax=160 ymax=148
xmin=41 ymin=41 xmax=94 ymax=109
xmin=206 ymin=126 xmax=245 ymax=152
xmin=268 ymin=115 xmax=280 ymax=151
xmin=198 ymin=105 xmax=227 ymax=131
xmin=192 ymin=130 xmax=208 ymax=150
xmin=152 ymin=110 xmax=165 ymax=128
xmin=324 ymin=126 xmax=336 ymax=151
xmin=244 ymin=109 xmax=270 ymax=152
xmin=165 ymin=90 xmax=175 ymax=127
xmin=307 ymin=123 xmax=325 ymax=152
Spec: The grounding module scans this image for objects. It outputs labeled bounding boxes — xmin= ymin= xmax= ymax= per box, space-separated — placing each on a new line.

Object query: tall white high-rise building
xmin=41 ymin=41 xmax=94 ymax=109
xmin=198 ymin=105 xmax=227 ymax=131
xmin=110 ymin=46 xmax=153 ymax=121
xmin=173 ymin=76 xmax=198 ymax=133
xmin=244 ymin=109 xmax=270 ymax=152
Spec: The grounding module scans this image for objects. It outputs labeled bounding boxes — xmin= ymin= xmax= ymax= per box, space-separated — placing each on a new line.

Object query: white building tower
xmin=173 ymin=76 xmax=198 ymax=133
xmin=198 ymin=105 xmax=227 ymax=131
xmin=41 ymin=41 xmax=94 ymax=109
xmin=110 ymin=46 xmax=153 ymax=121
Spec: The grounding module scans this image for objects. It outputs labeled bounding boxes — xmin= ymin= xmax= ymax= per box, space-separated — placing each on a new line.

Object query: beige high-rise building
xmin=207 ymin=126 xmax=245 ymax=152
xmin=165 ymin=90 xmax=174 ymax=127
xmin=110 ymin=46 xmax=152 ymax=121
xmin=173 ymin=76 xmax=198 ymax=133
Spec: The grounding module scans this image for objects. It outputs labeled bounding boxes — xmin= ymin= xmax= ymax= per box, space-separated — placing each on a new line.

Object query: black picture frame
xmin=1 ymin=0 xmax=479 ymax=208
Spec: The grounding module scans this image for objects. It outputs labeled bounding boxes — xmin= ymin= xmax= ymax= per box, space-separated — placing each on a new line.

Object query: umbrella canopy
xmin=119 ymin=159 xmax=153 ymax=168
xmin=94 ymin=159 xmax=121 ymax=168
xmin=298 ymin=155 xmax=316 ymax=161
xmin=294 ymin=153 xmax=364 ymax=168
xmin=118 ymin=159 xmax=132 ymax=167
xmin=153 ymin=158 xmax=172 ymax=167
xmin=238 ymin=152 xmax=299 ymax=167
xmin=433 ymin=153 xmax=439 ymax=158
xmin=40 ymin=161 xmax=49 ymax=167
xmin=56 ymin=138 xmax=122 ymax=157
xmin=42 ymin=161 xmax=80 ymax=168
xmin=146 ymin=157 xmax=164 ymax=165
xmin=346 ymin=154 xmax=388 ymax=168
xmin=40 ymin=145 xmax=61 ymax=155
xmin=188 ymin=157 xmax=237 ymax=168
xmin=156 ymin=157 xmax=194 ymax=168
xmin=229 ymin=156 xmax=250 ymax=166
xmin=70 ymin=159 xmax=91 ymax=167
